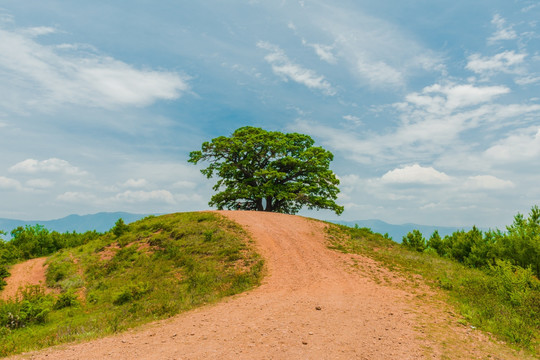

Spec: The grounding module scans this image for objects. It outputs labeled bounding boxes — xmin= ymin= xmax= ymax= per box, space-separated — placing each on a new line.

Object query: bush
xmin=489 ymin=260 xmax=540 ymax=309
xmin=113 ymin=282 xmax=151 ymax=305
xmin=46 ymin=257 xmax=74 ymax=284
xmin=0 ymin=265 xmax=9 ymax=291
xmin=0 ymin=285 xmax=53 ymax=329
xmin=54 ymin=290 xmax=79 ymax=310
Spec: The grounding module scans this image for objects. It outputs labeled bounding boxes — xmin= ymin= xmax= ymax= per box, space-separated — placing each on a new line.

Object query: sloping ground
xmin=6 ymin=211 xmax=530 ymax=359
xmin=0 ymin=257 xmax=50 ymax=301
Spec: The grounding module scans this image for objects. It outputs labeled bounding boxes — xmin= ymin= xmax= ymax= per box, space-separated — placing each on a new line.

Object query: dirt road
xmin=6 ymin=211 xmax=528 ymax=359
xmin=1 ymin=257 xmax=48 ymax=301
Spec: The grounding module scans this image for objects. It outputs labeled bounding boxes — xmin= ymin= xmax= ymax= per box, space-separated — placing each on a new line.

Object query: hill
xmin=0 ymin=212 xmax=263 ymax=357
xmin=1 ymin=211 xmax=534 ymax=359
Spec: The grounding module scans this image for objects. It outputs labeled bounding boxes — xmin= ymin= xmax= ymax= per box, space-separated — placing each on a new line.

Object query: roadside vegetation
xmin=0 ymin=226 xmax=101 ymax=292
xmin=326 ymin=207 xmax=540 ymax=356
xmin=0 ymin=212 xmax=263 ymax=357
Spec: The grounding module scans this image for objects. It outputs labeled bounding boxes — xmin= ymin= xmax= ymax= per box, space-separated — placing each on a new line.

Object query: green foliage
xmin=427 ymin=230 xmax=443 ymax=255
xmin=0 ymin=265 xmax=9 ymax=291
xmin=113 ymin=282 xmax=150 ymax=305
xmin=0 ymin=239 xmax=20 ymax=265
xmin=10 ymin=225 xmax=53 ymax=259
xmin=401 ymin=229 xmax=426 ymax=252
xmin=0 ymin=212 xmax=263 ymax=357
xmin=0 ymin=285 xmax=54 ymax=329
xmin=53 ymin=290 xmax=79 ymax=310
xmin=46 ymin=256 xmax=76 ymax=285
xmin=1 ymin=225 xmax=101 ymax=266
xmin=111 ymin=218 xmax=129 ymax=238
xmin=189 ymin=126 xmax=343 ymax=215
xmin=400 ymin=207 xmax=540 ymax=279
xmin=504 ymin=206 xmax=540 ymax=277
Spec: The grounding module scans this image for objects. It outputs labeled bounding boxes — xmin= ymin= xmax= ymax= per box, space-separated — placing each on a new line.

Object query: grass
xmin=0 ymin=212 xmax=263 ymax=357
xmin=325 ymin=223 xmax=540 ymax=357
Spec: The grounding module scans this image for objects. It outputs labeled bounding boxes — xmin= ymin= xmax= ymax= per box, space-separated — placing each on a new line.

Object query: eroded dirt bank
xmin=1 ymin=257 xmax=48 ymax=301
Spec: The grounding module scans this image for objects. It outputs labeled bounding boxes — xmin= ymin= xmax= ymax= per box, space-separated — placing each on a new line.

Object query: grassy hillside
xmin=0 ymin=212 xmax=263 ymax=357
xmin=326 ymin=224 xmax=539 ymax=356
xmin=0 ymin=212 xmax=149 ymax=238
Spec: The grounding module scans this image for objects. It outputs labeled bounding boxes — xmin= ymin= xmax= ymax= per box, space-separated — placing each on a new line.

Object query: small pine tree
xmin=112 ymin=218 xmax=129 ymax=238
xmin=402 ymin=229 xmax=426 ymax=252
xmin=427 ymin=230 xmax=444 ymax=255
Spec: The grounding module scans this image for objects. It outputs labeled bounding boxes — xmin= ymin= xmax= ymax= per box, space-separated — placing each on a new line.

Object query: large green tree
xmin=189 ymin=126 xmax=344 ymax=215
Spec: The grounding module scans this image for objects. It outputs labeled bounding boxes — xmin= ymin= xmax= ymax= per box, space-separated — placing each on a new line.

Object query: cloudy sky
xmin=0 ymin=1 xmax=539 ymax=228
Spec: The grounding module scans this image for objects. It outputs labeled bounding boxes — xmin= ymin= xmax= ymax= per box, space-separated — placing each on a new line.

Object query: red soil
xmin=1 ymin=257 xmax=50 ymax=301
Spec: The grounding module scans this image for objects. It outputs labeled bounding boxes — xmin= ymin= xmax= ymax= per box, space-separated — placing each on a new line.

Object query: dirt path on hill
xmin=8 ymin=211 xmax=530 ymax=359
xmin=1 ymin=257 xmax=49 ymax=301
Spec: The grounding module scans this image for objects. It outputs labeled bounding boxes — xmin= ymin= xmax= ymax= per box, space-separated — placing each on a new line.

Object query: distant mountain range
xmin=331 ymin=219 xmax=477 ymax=243
xmin=0 ymin=212 xmax=150 ymax=237
xmin=0 ymin=211 xmax=476 ymax=243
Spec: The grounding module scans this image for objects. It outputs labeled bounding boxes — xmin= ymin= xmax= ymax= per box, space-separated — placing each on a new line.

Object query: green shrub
xmin=54 ymin=290 xmax=79 ymax=310
xmin=46 ymin=257 xmax=75 ymax=284
xmin=0 ymin=285 xmax=53 ymax=329
xmin=113 ymin=282 xmax=151 ymax=305
xmin=0 ymin=265 xmax=9 ymax=291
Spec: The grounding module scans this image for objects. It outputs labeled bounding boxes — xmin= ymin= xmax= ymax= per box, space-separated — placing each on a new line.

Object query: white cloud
xmin=355 ymin=58 xmax=404 ymax=88
xmin=57 ymin=191 xmax=96 ymax=203
xmin=0 ymin=12 xmax=14 ymax=24
xmin=293 ymin=80 xmax=539 ymax=169
xmin=515 ymin=75 xmax=540 ymax=85
xmin=174 ymin=193 xmax=203 ymax=202
xmin=122 ymin=178 xmax=148 ymax=188
xmin=342 ymin=114 xmax=362 ymax=125
xmin=308 ymin=5 xmax=444 ymax=88
xmin=76 ymin=61 xmax=188 ymax=107
xmin=0 ymin=26 xmax=190 ymax=111
xmin=9 ymin=158 xmax=86 ymax=176
xmin=113 ymin=190 xmax=176 ymax=204
xmin=522 ymin=4 xmax=539 ymax=13
xmin=309 ymin=43 xmax=337 ymax=64
xmin=488 ymin=14 xmax=517 ymax=43
xmin=381 ymin=164 xmax=451 ymax=185
xmin=172 ymin=180 xmax=197 ymax=189
xmin=0 ymin=176 xmax=23 ymax=190
xmin=257 ymin=41 xmax=336 ymax=95
xmin=465 ymin=175 xmax=514 ymax=190
xmin=20 ymin=26 xmax=56 ymax=37
xmin=26 ymin=178 xmax=55 ymax=189
xmin=466 ymin=51 xmax=526 ymax=77
xmin=413 ymin=83 xmax=510 ymax=110
xmin=484 ymin=126 xmax=540 ymax=162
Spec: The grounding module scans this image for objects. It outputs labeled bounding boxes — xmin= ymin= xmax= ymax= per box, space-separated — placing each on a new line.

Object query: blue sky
xmin=0 ymin=1 xmax=539 ymax=228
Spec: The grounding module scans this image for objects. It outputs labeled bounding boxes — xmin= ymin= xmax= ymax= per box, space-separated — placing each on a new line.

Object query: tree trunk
xmin=265 ymin=196 xmax=273 ymax=212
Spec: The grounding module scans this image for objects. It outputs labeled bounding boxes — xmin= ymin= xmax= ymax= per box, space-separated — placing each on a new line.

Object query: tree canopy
xmin=189 ymin=126 xmax=344 ymax=215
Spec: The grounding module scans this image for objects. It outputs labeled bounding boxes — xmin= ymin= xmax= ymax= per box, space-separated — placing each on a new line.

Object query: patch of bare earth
xmin=8 ymin=211 xmax=532 ymax=359
xmin=0 ymin=257 xmax=52 ymax=301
